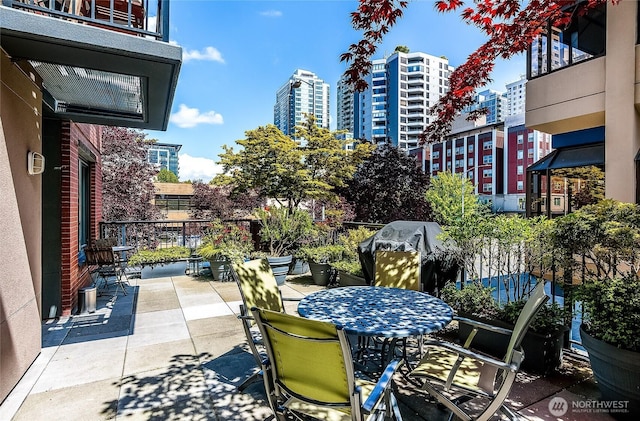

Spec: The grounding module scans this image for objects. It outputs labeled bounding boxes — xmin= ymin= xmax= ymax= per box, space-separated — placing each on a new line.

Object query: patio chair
xmin=252 ymin=307 xmax=404 ymax=421
xmin=409 ymin=281 xmax=549 ymax=421
xmin=84 ymin=245 xmax=128 ymax=295
xmin=230 ymin=258 xmax=301 ymax=392
xmin=374 ymin=250 xmax=421 ymax=291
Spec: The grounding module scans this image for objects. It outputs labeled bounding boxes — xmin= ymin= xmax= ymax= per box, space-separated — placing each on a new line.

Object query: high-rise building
xmin=148 ymin=143 xmax=181 ymax=177
xmin=354 ymin=52 xmax=454 ymax=150
xmin=465 ymin=89 xmax=507 ymax=124
xmin=506 ymin=76 xmax=527 ymax=117
xmin=336 ymin=73 xmax=355 ymax=136
xmin=274 ymin=69 xmax=330 ymax=136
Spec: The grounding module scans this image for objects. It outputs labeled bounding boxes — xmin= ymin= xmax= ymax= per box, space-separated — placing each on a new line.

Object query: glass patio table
xmin=298 ymin=286 xmax=454 ymax=372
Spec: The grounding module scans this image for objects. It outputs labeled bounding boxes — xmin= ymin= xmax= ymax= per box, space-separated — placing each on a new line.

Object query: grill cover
xmin=358 ymin=221 xmax=460 ymax=295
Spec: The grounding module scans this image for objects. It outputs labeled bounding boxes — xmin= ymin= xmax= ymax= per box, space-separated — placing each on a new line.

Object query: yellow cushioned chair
xmin=409 ymin=281 xmax=549 ymax=421
xmin=252 ymin=307 xmax=404 ymax=421
xmin=231 ymin=258 xmax=300 ymax=393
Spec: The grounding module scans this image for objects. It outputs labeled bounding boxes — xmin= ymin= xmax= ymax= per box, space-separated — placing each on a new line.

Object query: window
xmin=517 ymin=181 xmax=524 ymax=191
xmin=528 ymin=133 xmax=534 ymax=142
xmin=483 ymin=169 xmax=492 ymax=178
xmin=446 ymin=149 xmax=451 ymax=157
xmin=468 ymin=158 xmax=474 ymax=166
xmin=468 ymin=170 xmax=474 ymax=179
xmin=517 ymin=134 xmax=524 ymax=144
xmin=517 ymin=150 xmax=524 ymax=160
xmin=554 ymin=197 xmax=562 ymax=207
xmin=455 ymin=146 xmax=464 ymax=155
xmin=517 ymin=165 xmax=524 ymax=175
xmin=432 ymin=151 xmax=440 ymax=159
xmin=455 ymin=159 xmax=464 ymax=168
xmin=432 ymin=163 xmax=440 ymax=171
xmin=468 ymin=144 xmax=474 ymax=153
xmin=78 ymin=160 xmax=91 ymax=249
xmin=483 ymin=141 xmax=493 ymax=150
xmin=446 ymin=161 xmax=452 ymax=170
xmin=482 ymin=155 xmax=493 ymax=164
xmin=483 ymin=183 xmax=493 ymax=192
xmin=528 ymin=149 xmax=534 ymax=159
xmin=518 ymin=197 xmax=526 ymax=209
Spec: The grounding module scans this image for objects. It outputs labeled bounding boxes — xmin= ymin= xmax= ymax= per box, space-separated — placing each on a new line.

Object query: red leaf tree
xmin=341 ymin=0 xmax=613 ymax=144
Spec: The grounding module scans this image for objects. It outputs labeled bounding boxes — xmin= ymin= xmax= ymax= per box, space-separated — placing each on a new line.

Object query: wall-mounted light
xmin=27 ymin=151 xmax=45 ymax=175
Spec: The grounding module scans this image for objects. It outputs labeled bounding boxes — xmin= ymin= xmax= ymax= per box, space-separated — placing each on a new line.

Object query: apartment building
xmin=465 ymin=89 xmax=507 ymax=125
xmin=430 ymin=115 xmax=505 ymax=210
xmin=525 ymin=1 xmax=633 ymax=212
xmin=148 ymin=142 xmax=182 ymax=177
xmin=354 ymin=52 xmax=454 ymax=150
xmin=0 ymin=0 xmax=181 ymax=401
xmin=336 ymin=73 xmax=355 ymax=135
xmin=274 ymin=69 xmax=330 ymax=136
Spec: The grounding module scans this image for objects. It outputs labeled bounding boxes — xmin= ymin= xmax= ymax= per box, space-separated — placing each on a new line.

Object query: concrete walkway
xmin=0 ymin=266 xmax=614 ymax=420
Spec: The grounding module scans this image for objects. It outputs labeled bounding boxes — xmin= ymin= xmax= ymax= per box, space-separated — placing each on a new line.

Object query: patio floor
xmin=0 ymin=263 xmax=615 ymax=420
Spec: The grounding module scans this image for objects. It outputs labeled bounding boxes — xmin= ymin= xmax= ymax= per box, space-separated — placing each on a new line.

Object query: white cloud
xmin=179 ymin=154 xmax=223 ymax=182
xmin=260 ymin=10 xmax=282 ymax=17
xmin=182 ymin=46 xmax=225 ymax=63
xmin=170 ymin=104 xmax=223 ymax=128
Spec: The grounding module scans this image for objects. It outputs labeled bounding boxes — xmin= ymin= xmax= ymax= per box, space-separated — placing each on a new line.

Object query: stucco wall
xmin=0 ymin=50 xmax=43 ymax=402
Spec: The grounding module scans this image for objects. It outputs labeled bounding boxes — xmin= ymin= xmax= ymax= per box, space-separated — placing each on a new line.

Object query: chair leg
xmin=237 ymin=370 xmax=261 ymax=392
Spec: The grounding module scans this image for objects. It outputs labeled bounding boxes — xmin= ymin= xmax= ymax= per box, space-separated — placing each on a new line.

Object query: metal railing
xmin=99 ymin=219 xmax=256 ymax=251
xmin=7 ymin=0 xmax=170 ymax=41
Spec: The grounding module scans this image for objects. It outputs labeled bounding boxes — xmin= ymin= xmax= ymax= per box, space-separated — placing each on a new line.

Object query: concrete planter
xmin=308 ymin=261 xmax=332 ymax=286
xmin=581 ymin=325 xmax=640 ymax=417
xmin=337 ymin=270 xmax=367 ymax=287
xmin=267 ymin=255 xmax=292 ymax=286
xmin=288 ymin=258 xmax=309 ymax=275
xmin=208 ymin=258 xmax=231 ymax=282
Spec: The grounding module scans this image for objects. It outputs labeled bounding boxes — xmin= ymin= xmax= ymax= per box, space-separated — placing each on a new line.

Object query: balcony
xmin=0 ymin=265 xmax=610 ymax=420
xmin=0 ymin=0 xmax=181 ymax=130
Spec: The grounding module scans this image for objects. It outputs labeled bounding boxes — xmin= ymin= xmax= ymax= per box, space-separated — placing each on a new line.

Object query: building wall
xmin=0 ymin=50 xmax=43 ymax=402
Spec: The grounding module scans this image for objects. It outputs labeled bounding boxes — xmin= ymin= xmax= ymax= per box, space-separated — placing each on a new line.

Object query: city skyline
xmin=145 ymin=1 xmax=526 ymax=182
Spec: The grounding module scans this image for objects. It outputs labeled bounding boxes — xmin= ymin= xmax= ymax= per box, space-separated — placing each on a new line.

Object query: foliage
xmin=340 ymin=0 xmax=612 ymax=143
xmin=156 ymin=168 xmax=179 ymax=183
xmin=127 ymin=246 xmax=191 ymax=267
xmin=394 ymin=45 xmax=410 ymax=53
xmin=331 ymin=259 xmax=365 ymax=277
xmin=330 ymin=227 xmax=377 ymax=276
xmin=311 ymin=196 xmax=356 ymax=231
xmin=426 ymin=171 xmax=483 ymax=226
xmin=552 ymin=200 xmax=640 ymax=350
xmin=441 ymin=282 xmax=566 ymax=335
xmin=297 ymin=244 xmax=344 ymax=264
xmin=216 ymin=116 xmax=373 ymax=213
xmin=189 ymin=182 xmax=262 ymax=220
xmin=554 ymin=166 xmax=605 ymax=210
xmin=196 ymin=220 xmax=254 ymax=264
xmin=342 ymin=143 xmax=431 ymax=223
xmin=101 ymin=127 xmax=160 ymax=221
xmin=578 ymin=275 xmax=640 ymax=352
xmin=254 ymin=206 xmax=314 ymax=257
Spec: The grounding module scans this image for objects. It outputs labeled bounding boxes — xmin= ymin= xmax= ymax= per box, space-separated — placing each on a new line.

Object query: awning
xmin=527 ymin=143 xmax=604 ymax=172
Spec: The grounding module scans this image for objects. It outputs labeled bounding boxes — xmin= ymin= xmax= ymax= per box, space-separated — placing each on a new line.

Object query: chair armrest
xmin=362 ymin=358 xmax=403 ymax=413
xmin=238 ymin=315 xmax=254 ymax=321
xmin=423 ymin=340 xmax=519 ymax=372
xmin=454 ymin=316 xmax=513 ymax=336
xmin=281 ymin=297 xmax=302 ymax=302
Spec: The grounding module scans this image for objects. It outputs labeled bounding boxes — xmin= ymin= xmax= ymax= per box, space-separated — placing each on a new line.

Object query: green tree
xmin=156 ymin=168 xmax=179 ymax=183
xmin=394 ymin=45 xmax=409 ymax=53
xmin=217 ymin=116 xmax=373 ymax=212
xmin=342 ymin=143 xmax=431 ymax=223
xmin=425 ymin=171 xmax=482 ymax=226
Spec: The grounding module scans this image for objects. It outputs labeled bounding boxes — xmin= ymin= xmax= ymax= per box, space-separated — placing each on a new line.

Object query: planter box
xmin=208 ymin=258 xmax=231 ymax=282
xmin=458 ymin=315 xmax=566 ymax=375
xmin=337 ymin=270 xmax=367 ymax=287
xmin=581 ymin=326 xmax=640 ymax=417
xmin=267 ymin=255 xmax=292 ymax=286
xmin=288 ymin=258 xmax=309 ymax=275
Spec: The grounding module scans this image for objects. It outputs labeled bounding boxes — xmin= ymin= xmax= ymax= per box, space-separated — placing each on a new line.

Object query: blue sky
xmin=146 ymin=0 xmax=526 ymax=182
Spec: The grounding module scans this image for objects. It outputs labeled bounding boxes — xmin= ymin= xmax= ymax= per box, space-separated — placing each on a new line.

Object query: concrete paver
xmin=1 ymin=267 xmax=617 ymax=421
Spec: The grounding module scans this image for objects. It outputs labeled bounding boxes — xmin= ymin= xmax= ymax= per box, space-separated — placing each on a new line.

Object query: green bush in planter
xmin=128 ymin=246 xmax=191 ymax=267
xmin=254 ymin=206 xmax=314 ymax=257
xmin=197 ymin=220 xmax=254 ymax=264
xmin=297 ymin=244 xmax=343 ymax=264
xmin=331 ymin=259 xmax=364 ymax=277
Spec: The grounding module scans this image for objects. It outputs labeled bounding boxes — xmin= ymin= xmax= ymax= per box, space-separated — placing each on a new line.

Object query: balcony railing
xmin=6 ymin=0 xmax=169 ymax=41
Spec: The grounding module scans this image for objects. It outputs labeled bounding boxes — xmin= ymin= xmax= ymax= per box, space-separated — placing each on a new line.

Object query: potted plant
xmin=297 ymin=244 xmax=343 ymax=286
xmin=254 ymin=206 xmax=314 ymax=285
xmin=197 ymin=220 xmax=254 ymax=281
xmin=553 ymin=200 xmax=640 ymax=413
xmin=332 ymin=226 xmax=377 ymax=287
xmin=441 ymin=281 xmax=568 ymax=374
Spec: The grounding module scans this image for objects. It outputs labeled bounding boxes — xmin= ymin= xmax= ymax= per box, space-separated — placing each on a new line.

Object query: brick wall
xmin=59 ymin=122 xmax=103 ymax=316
